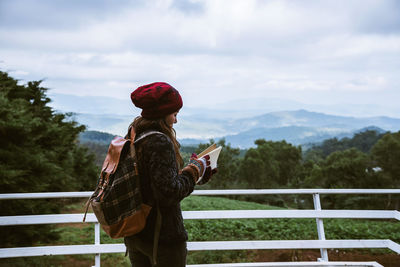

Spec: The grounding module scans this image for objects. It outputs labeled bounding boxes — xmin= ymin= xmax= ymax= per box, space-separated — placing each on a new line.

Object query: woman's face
xmin=165 ymin=111 xmax=179 ymax=128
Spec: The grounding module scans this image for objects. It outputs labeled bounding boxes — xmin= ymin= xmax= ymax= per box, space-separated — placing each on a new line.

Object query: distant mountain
xmin=223 ymin=126 xmax=390 ymax=148
xmin=49 ymin=94 xmax=400 ymax=147
xmin=178 ymin=110 xmax=399 ymax=148
xmin=230 ymin=110 xmax=400 ymax=132
xmin=221 ymin=126 xmax=339 ymax=148
xmin=180 ymin=126 xmax=388 ymax=148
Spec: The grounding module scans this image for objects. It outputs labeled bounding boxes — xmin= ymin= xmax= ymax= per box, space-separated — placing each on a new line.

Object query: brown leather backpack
xmin=84 ymin=128 xmax=162 ymax=233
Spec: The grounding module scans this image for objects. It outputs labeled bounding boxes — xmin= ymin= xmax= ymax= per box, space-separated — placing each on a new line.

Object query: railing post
xmin=93 ymin=222 xmax=101 ymax=267
xmin=313 ymin=193 xmax=329 ymax=261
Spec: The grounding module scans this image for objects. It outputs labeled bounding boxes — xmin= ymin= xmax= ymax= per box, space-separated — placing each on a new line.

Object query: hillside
xmin=178 ymin=110 xmax=399 ymax=147
xmin=221 ymin=126 xmax=345 ymax=148
xmin=79 ymin=130 xmax=116 ymax=145
xmin=50 ymin=94 xmax=400 ymax=148
xmin=180 ymin=125 xmax=388 ymax=148
xmin=73 ymin=109 xmax=400 ymax=147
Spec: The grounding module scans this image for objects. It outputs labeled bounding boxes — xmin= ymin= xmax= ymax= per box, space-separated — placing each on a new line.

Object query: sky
xmin=1 ymin=0 xmax=400 ymax=117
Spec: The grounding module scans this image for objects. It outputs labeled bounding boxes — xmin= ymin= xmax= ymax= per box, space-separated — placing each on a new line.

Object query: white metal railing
xmin=1 ymin=189 xmax=400 ymax=267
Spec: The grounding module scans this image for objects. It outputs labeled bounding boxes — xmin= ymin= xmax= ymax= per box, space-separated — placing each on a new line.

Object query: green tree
xmin=304 ymin=148 xmax=378 ymax=208
xmin=240 ymin=139 xmax=302 ymax=188
xmin=371 ymin=131 xmax=400 ymax=209
xmin=304 ymin=130 xmax=384 ymax=161
xmin=350 ymin=130 xmax=385 ymax=153
xmin=0 ymin=71 xmax=98 ymax=246
xmin=240 ymin=146 xmax=277 ymax=188
xmin=312 ymin=148 xmax=371 ymax=188
xmin=238 ymin=139 xmax=302 ymax=207
xmin=371 ymin=131 xmax=400 ymax=188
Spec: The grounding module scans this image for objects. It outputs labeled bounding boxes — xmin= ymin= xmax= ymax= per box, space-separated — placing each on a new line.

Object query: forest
xmin=81 ymin=124 xmax=400 ymax=211
xmin=1 ymin=71 xmax=399 ymax=249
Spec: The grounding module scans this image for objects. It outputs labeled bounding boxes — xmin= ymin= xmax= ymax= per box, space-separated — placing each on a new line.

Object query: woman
xmin=124 ymin=82 xmax=215 ymax=267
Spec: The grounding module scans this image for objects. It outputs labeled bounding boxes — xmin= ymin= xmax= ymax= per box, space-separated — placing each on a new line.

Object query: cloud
xmin=0 ymin=0 xmax=399 ymax=117
xmin=0 ymin=0 xmax=135 ymax=30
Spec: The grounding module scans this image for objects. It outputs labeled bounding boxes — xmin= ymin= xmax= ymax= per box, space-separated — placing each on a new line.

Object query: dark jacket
xmin=133 ymin=127 xmax=196 ymax=244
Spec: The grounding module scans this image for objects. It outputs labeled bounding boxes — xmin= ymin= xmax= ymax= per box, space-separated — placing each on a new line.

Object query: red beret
xmin=131 ymin=82 xmax=183 ymax=119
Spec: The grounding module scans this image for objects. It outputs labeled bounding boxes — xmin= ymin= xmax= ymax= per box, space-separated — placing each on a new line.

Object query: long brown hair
xmin=129 ymin=116 xmax=184 ymax=168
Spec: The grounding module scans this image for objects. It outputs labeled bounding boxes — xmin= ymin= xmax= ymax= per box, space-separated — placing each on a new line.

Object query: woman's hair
xmin=129 ymin=116 xmax=184 ymax=168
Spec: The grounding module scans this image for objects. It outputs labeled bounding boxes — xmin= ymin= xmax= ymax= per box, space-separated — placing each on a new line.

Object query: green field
xmin=1 ymin=195 xmax=399 ymax=266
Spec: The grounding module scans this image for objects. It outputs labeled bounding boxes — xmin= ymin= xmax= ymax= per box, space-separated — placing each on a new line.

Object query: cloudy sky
xmin=1 ymin=0 xmax=400 ymax=117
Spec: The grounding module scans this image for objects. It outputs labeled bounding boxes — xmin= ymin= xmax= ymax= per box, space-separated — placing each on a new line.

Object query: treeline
xmin=195 ymin=130 xmax=400 ymax=210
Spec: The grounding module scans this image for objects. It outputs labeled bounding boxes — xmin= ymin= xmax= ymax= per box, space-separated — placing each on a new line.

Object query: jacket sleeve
xmin=142 ymin=133 xmax=196 ymax=207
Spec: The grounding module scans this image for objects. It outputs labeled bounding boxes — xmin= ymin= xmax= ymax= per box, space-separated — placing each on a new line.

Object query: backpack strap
xmin=134 ymin=130 xmax=165 ymax=143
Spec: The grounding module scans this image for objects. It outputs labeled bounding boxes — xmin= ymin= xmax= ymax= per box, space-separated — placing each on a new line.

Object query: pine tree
xmin=0 ymin=71 xmax=98 ymax=246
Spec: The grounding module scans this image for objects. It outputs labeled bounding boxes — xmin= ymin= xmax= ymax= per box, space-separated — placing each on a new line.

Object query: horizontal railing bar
xmin=1 ymin=189 xmax=400 ymax=200
xmin=187 ymin=240 xmax=398 ymax=252
xmin=1 ymin=240 xmax=397 ymax=258
xmin=183 ymin=210 xmax=400 ymax=220
xmin=0 ymin=214 xmax=97 ymax=225
xmin=1 ymin=210 xmax=399 ymax=226
xmin=0 ymin=192 xmax=93 ymax=200
xmin=187 ymin=262 xmax=384 ymax=267
xmin=192 ymin=189 xmax=400 ymax=195
xmin=0 ymin=244 xmax=125 ymax=258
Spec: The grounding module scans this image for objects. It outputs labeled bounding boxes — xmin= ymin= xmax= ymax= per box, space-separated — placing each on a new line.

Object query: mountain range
xmin=178 ymin=111 xmax=395 ymax=148
xmin=49 ymin=94 xmax=400 ymax=148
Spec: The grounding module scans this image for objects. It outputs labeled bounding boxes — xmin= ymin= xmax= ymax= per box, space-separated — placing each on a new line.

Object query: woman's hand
xmin=189 ymin=153 xmax=209 ymax=179
xmin=189 ymin=153 xmax=217 ymax=185
xmin=183 ymin=153 xmax=217 ymax=184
